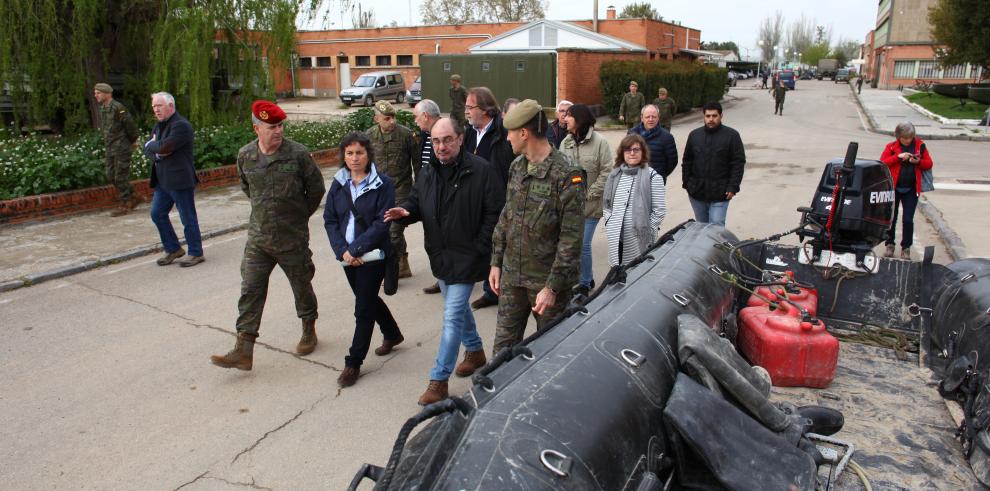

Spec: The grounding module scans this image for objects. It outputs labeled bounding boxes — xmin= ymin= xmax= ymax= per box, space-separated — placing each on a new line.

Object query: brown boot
xmin=900 ymin=248 xmax=911 ymax=260
xmin=338 ymin=366 xmax=360 ymax=387
xmin=127 ymin=194 xmax=144 ymax=210
xmin=455 ymin=350 xmax=487 ymax=377
xmin=296 ymin=318 xmax=318 ymax=355
xmin=109 ymin=204 xmax=130 ymax=217
xmin=418 ymin=380 xmax=449 ymax=406
xmin=210 ymin=332 xmax=256 ymax=370
xmin=374 ymin=334 xmax=404 ymax=356
xmin=883 ymin=244 xmax=895 ymax=258
xmin=398 ymin=254 xmax=412 ymax=278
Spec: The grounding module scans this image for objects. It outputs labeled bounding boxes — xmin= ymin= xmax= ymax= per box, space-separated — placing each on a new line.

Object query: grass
xmin=907 ymin=92 xmax=988 ymax=120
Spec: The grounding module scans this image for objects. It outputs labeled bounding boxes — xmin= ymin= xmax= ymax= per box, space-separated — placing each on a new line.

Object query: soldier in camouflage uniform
xmin=653 ymin=88 xmax=677 ymax=131
xmin=367 ymin=100 xmax=419 ymax=278
xmin=211 ymin=101 xmax=326 ymax=371
xmin=449 ymin=74 xmax=468 ymax=128
xmin=94 ymin=83 xmax=140 ymax=216
xmin=489 ymin=100 xmax=586 ymax=355
xmin=618 ymin=81 xmax=646 ymax=129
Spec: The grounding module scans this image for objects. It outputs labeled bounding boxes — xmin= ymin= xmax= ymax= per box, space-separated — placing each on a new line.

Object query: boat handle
xmin=512 ymin=345 xmax=535 ymax=361
xmin=907 ymin=303 xmax=933 ymax=317
xmin=621 ymin=349 xmax=646 ymax=368
xmin=672 ymin=294 xmax=690 ymax=307
xmin=962 ymin=273 xmax=975 ymax=282
xmin=709 ymin=265 xmax=724 ymax=275
xmin=472 ymin=374 xmax=496 ymax=393
xmin=540 ymin=449 xmax=572 ymax=478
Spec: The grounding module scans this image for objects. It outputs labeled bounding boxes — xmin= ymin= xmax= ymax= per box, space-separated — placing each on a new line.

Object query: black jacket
xmin=324 ymin=166 xmax=395 ymax=262
xmin=399 ymin=151 xmax=505 ymax=284
xmin=145 ymin=112 xmax=197 ymax=191
xmin=547 ymin=120 xmax=566 ymax=149
xmin=464 ymin=114 xmax=514 ymax=188
xmin=681 ymin=124 xmax=746 ymax=202
xmin=628 ymin=123 xmax=678 ymax=181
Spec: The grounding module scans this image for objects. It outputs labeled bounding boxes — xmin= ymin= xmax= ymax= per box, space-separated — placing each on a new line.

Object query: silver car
xmin=339 ymin=71 xmax=406 ymax=107
xmin=406 ymin=76 xmax=422 ymax=107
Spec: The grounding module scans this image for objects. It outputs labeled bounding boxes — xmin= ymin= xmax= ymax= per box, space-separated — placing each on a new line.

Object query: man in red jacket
xmin=879 ymin=121 xmax=934 ymax=260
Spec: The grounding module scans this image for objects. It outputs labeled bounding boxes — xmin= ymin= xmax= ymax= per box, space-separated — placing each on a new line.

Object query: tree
xmin=420 ymin=0 xmax=546 ymax=24
xmin=700 ymin=41 xmax=740 ymax=60
xmin=619 ymin=2 xmax=661 ymax=20
xmin=757 ymin=11 xmax=785 ymax=63
xmin=785 ymin=15 xmax=815 ymax=62
xmin=929 ymin=0 xmax=990 ymax=76
xmin=831 ymin=38 xmax=860 ymax=67
xmin=0 ymin=0 xmax=303 ymax=135
xmin=802 ymin=43 xmax=831 ymax=68
xmin=352 ymin=2 xmax=375 ymax=28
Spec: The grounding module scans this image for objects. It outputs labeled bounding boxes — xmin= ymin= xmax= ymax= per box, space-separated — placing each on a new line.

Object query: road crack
xmin=173 ymin=470 xmax=209 ymax=490
xmin=198 ymin=475 xmax=273 ymax=490
xmin=230 ymin=393 xmax=331 ymax=465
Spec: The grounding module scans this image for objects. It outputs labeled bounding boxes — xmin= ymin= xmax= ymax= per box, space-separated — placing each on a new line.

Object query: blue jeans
xmin=580 ymin=218 xmax=599 ymax=288
xmin=430 ymin=281 xmax=484 ymax=381
xmin=150 ymin=187 xmax=203 ymax=257
xmin=688 ymin=197 xmax=730 ymax=226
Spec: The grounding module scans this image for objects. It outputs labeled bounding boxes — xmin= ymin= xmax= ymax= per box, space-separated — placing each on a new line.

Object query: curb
xmin=850 ymin=85 xmax=990 ymax=142
xmin=917 ymin=197 xmax=968 ymax=261
xmin=0 ymin=222 xmax=249 ymax=294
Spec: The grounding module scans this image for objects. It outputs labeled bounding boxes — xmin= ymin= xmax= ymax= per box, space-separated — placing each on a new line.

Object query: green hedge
xmin=600 ymin=60 xmax=728 ymax=117
xmin=0 ymin=107 xmax=415 ymax=200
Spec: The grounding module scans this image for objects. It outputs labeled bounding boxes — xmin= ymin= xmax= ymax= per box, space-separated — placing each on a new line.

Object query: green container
xmin=420 ymin=53 xmax=557 ymax=113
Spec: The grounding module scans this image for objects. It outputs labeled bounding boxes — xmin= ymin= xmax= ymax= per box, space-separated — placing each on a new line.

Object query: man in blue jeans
xmin=681 ymin=102 xmax=746 ymax=226
xmin=144 ymin=91 xmax=204 ymax=267
xmin=385 ymin=118 xmax=504 ymax=406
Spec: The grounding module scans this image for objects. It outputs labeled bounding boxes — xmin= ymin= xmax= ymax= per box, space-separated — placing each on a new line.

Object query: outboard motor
xmin=797 ymin=142 xmax=894 ymax=270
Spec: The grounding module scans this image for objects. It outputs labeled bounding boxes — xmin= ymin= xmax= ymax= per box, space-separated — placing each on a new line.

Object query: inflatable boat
xmin=347 ymin=144 xmax=990 ymax=489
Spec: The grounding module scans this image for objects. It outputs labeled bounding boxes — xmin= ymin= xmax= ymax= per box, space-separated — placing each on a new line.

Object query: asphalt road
xmin=1 ymin=80 xmax=983 ymax=489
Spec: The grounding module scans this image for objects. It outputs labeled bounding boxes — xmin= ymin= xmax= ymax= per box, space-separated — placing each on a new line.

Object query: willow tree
xmin=0 ymin=0 xmax=304 ymax=134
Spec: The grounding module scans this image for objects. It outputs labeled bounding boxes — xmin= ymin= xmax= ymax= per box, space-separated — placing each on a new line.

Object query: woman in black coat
xmin=324 ymin=132 xmax=404 ymax=388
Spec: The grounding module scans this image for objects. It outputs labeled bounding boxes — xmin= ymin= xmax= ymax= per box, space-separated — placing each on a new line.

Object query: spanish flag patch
xmin=571 ymin=175 xmax=583 ymax=184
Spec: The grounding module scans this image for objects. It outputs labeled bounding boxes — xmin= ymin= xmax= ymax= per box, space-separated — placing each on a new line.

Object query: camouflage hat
xmin=503 ymin=99 xmax=542 ymax=130
xmin=374 ymin=100 xmax=396 ymax=116
xmin=94 ymin=83 xmax=113 ymax=94
xmin=629 ymin=81 xmax=639 ymax=87
xmin=449 ymin=74 xmax=462 ymax=81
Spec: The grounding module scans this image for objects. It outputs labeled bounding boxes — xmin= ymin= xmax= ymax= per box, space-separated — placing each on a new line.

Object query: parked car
xmin=339 ymin=71 xmax=406 ymax=107
xmin=406 ymin=76 xmax=422 ymax=107
xmin=777 ymin=70 xmax=796 ymax=90
xmin=835 ymin=69 xmax=851 ymax=84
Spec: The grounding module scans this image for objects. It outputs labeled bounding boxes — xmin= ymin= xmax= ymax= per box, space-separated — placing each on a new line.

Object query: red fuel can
xmin=737 ymin=303 xmax=839 ymax=388
xmin=747 ymin=284 xmax=819 ymax=317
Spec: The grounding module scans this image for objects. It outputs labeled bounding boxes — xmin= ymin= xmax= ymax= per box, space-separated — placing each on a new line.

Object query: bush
xmin=600 ymin=60 xmax=728 ymax=117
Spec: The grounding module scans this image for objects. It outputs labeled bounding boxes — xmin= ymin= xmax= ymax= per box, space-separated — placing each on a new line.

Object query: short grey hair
xmin=151 ymin=91 xmax=175 ymax=106
xmin=415 ymin=99 xmax=441 ymax=118
xmin=251 ymin=113 xmax=263 ymax=126
xmin=641 ymin=104 xmax=659 ymax=116
xmin=894 ymin=121 xmax=916 ymax=139
xmin=556 ymin=100 xmax=573 ymax=111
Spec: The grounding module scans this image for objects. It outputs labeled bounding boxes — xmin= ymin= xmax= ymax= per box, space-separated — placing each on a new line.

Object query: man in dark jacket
xmin=628 ymin=104 xmax=678 ymax=183
xmin=463 ymin=86 xmax=514 ymax=309
xmin=144 ymin=91 xmax=204 ymax=267
xmin=546 ymin=100 xmax=572 ymax=149
xmin=414 ymin=99 xmax=446 ymax=295
xmin=385 ymin=118 xmax=504 ymax=406
xmin=681 ymin=102 xmax=746 ymax=226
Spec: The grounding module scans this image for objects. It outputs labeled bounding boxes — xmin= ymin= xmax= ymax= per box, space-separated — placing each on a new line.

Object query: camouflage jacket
xmin=619 ymin=92 xmax=646 ymax=123
xmin=99 ymin=99 xmax=139 ymax=154
xmin=238 ymin=138 xmax=326 ymax=252
xmin=449 ymin=85 xmax=467 ymax=112
xmin=367 ymin=123 xmax=418 ymax=196
xmin=654 ymin=97 xmax=677 ymax=127
xmin=491 ymin=148 xmax=586 ymax=292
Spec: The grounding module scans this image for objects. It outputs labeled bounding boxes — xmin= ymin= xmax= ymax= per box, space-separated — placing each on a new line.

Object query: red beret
xmin=251 ymin=100 xmax=286 ymax=124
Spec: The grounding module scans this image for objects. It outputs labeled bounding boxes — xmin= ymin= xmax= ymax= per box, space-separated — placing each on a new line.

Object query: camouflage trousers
xmin=235 ymin=241 xmax=318 ymax=337
xmin=105 ymin=151 xmax=134 ymax=202
xmin=492 ymin=284 xmax=571 ymax=355
xmin=390 ymin=187 xmax=410 ymax=257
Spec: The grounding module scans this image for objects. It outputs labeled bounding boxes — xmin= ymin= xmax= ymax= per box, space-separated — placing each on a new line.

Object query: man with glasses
xmin=385 ymin=118 xmax=504 ymax=405
xmin=628 ymin=105 xmax=678 ymax=183
xmin=547 ymin=100 xmax=572 ymax=149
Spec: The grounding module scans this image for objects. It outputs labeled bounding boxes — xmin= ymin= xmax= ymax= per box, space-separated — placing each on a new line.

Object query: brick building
xmin=863 ymin=0 xmax=984 ymax=89
xmin=279 ymin=12 xmax=700 ymax=106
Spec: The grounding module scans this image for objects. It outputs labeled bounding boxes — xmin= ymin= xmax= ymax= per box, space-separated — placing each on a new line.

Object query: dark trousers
xmin=886 ymin=190 xmax=919 ymax=248
xmin=150 ymin=187 xmax=203 ymax=256
xmin=774 ymin=99 xmax=784 ymax=114
xmin=343 ymin=261 xmax=401 ymax=368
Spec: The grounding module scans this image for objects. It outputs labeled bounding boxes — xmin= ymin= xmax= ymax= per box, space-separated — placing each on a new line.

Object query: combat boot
xmin=210 ymin=332 xmax=256 ymax=370
xmin=127 ymin=194 xmax=144 ymax=210
xmin=883 ymin=244 xmax=896 ymax=258
xmin=417 ymin=380 xmax=449 ymax=406
xmin=455 ymin=350 xmax=487 ymax=377
xmin=900 ymin=248 xmax=911 ymax=260
xmin=109 ymin=204 xmax=130 ymax=217
xmin=296 ymin=318 xmax=318 ymax=355
xmin=398 ymin=253 xmax=412 ymax=278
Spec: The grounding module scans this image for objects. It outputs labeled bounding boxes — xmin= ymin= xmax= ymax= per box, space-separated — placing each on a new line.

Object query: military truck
xmin=817 ymin=58 xmax=839 ymax=80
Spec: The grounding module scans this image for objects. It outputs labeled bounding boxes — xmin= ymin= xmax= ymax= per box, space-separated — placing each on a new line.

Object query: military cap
xmin=94 ymin=83 xmax=113 ymax=94
xmin=374 ymin=100 xmax=396 ymax=116
xmin=503 ymin=99 xmax=543 ymax=130
xmin=629 ymin=81 xmax=639 ymax=87
xmin=251 ymin=100 xmax=286 ymax=124
xmin=450 ymin=74 xmax=462 ymax=81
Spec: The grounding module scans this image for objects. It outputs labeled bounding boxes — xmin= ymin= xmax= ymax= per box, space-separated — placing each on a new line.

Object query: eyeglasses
xmin=431 ymin=136 xmax=458 ymax=146
xmin=623 ymin=147 xmax=643 ymax=154
xmin=464 ymin=104 xmax=479 ymax=110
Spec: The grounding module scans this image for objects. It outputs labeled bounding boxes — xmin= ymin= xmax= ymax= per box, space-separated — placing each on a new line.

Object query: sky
xmin=297 ymin=0 xmax=879 ymax=58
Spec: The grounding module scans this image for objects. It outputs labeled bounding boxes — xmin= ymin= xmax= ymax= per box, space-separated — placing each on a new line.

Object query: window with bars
xmin=355 ymin=56 xmax=371 ymax=67
xmin=396 ymin=55 xmax=413 ymax=66
xmin=893 ymin=60 xmax=916 ymax=79
xmin=971 ymin=65 xmax=984 ymax=79
xmin=316 ymin=57 xmax=331 ymax=67
xmin=943 ymin=64 xmax=967 ymax=79
xmin=299 ymin=57 xmax=313 ymax=68
xmin=918 ymin=61 xmax=938 ymax=78
xmin=376 ymin=55 xmax=391 ymax=66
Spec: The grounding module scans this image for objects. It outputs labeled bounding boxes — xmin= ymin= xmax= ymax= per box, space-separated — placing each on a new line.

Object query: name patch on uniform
xmin=571 ymin=175 xmax=583 ymax=184
xmin=277 ymin=163 xmax=296 ymax=173
xmin=530 ymin=182 xmax=551 ymax=197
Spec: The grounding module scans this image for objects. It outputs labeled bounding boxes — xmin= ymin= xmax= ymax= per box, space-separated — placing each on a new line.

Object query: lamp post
xmin=757 ymin=40 xmax=764 ymax=76
xmin=773 ymin=45 xmax=779 ymax=71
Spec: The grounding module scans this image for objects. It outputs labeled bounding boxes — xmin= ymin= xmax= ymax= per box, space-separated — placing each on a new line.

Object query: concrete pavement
xmin=852 ymin=83 xmax=990 ymax=141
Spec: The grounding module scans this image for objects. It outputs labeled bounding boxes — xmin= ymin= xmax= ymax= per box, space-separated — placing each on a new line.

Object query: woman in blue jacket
xmin=324 ymin=132 xmax=404 ymax=388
